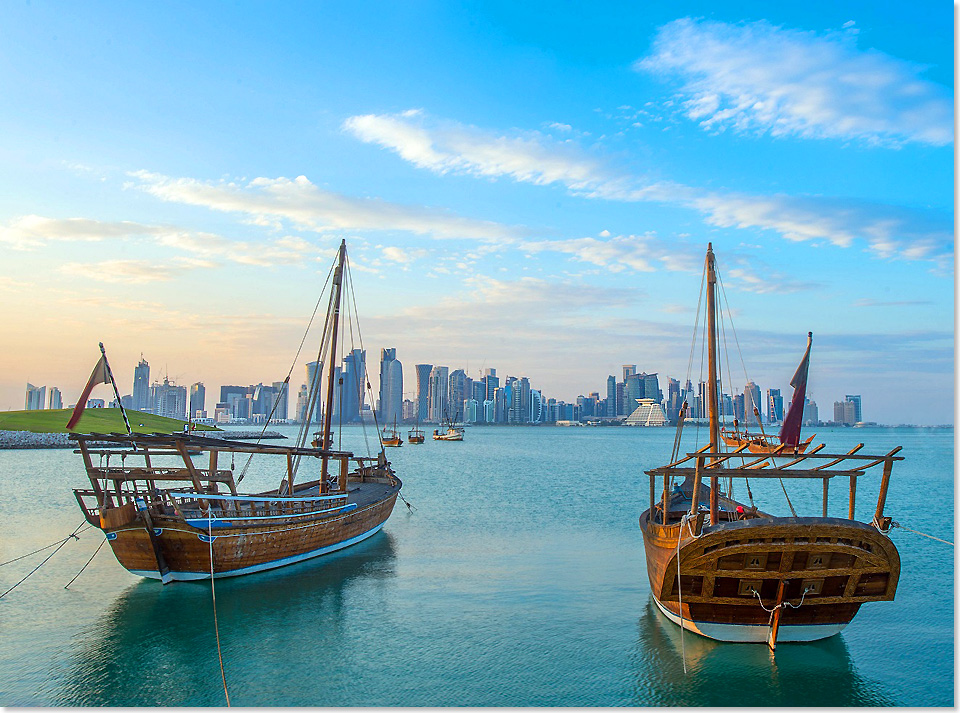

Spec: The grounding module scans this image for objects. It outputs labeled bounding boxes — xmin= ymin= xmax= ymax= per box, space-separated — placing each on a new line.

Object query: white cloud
xmin=0 ymin=215 xmax=163 ymax=250
xmin=636 ymin=17 xmax=953 ymax=146
xmin=129 ymin=170 xmax=525 ymax=244
xmin=59 ymin=259 xmax=179 ymax=284
xmin=343 ymin=111 xmax=952 ymax=266
xmin=381 ymin=246 xmax=429 ymax=264
xmin=522 ymin=233 xmax=701 ymax=274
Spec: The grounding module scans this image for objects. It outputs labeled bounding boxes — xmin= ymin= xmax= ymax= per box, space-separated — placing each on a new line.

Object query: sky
xmin=0 ymin=1 xmax=953 ymax=425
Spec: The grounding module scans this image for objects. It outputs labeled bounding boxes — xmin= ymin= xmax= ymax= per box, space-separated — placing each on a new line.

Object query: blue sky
xmin=0 ymin=1 xmax=953 ymax=424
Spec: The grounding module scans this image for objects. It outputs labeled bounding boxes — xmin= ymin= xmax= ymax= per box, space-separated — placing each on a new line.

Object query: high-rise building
xmin=378 ymin=348 xmax=403 ymax=424
xmin=415 ymin=364 xmax=432 ymax=422
xmin=665 ymin=378 xmax=681 ymax=423
xmin=606 ymin=375 xmax=617 ymax=417
xmin=767 ymin=388 xmax=783 ymax=423
xmin=189 ymin=382 xmax=206 ymax=419
xmin=295 ymin=384 xmax=309 ymax=423
xmin=625 ymin=373 xmax=643 ymax=412
xmin=428 ymin=365 xmax=449 ymax=422
xmin=530 ymin=389 xmax=543 ymax=423
xmin=448 ymin=369 xmax=467 ymax=420
xmin=270 ymin=381 xmax=289 ymax=421
xmin=622 ymin=364 xmax=637 ymax=382
xmin=802 ymin=398 xmax=819 ymax=426
xmin=483 ymin=368 xmax=499 ymax=401
xmin=305 ymin=361 xmax=323 ymax=424
xmin=339 ymin=349 xmax=366 ymax=423
xmin=25 ymin=383 xmax=45 ymax=410
xmin=744 ymin=381 xmax=761 ymax=424
xmin=834 ymin=400 xmax=857 ymax=425
xmin=132 ymin=357 xmax=150 ymax=412
xmin=47 ymin=387 xmax=62 ymax=410
xmin=641 ymin=373 xmax=661 ymax=402
xmin=844 ymin=395 xmax=862 ymax=424
xmin=152 ymin=377 xmax=187 ymax=419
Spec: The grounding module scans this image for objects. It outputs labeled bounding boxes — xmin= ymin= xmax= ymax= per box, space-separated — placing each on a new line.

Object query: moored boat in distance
xmin=71 ymin=240 xmax=403 ymax=582
xmin=407 ymin=425 xmax=425 ymax=444
xmin=381 ymin=417 xmax=403 ymax=447
xmin=640 ymin=244 xmax=902 ymax=649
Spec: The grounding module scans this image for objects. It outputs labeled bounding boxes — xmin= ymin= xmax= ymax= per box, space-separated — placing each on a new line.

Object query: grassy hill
xmin=0 ymin=408 xmax=220 ymax=434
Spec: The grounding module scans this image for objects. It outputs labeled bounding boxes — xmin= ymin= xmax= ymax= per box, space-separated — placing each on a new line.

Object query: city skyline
xmin=0 ymin=3 xmax=952 ymax=425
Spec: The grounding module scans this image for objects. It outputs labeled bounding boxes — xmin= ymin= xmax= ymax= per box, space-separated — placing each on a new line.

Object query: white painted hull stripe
xmin=129 ymin=522 xmax=385 ymax=581
xmin=652 ymin=597 xmax=848 ymax=643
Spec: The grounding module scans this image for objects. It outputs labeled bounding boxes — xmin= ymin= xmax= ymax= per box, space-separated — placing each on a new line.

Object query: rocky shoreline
xmin=0 ymin=429 xmax=287 ymax=449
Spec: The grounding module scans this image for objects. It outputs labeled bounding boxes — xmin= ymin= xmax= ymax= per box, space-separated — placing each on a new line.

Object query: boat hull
xmin=639 ymin=510 xmax=899 ymax=644
xmin=99 ymin=484 xmax=399 ymax=582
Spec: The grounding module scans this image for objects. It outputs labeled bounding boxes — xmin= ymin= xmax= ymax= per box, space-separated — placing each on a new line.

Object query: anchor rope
xmin=64 ymin=536 xmax=106 ymax=589
xmin=0 ymin=521 xmax=88 ymax=598
xmin=0 ymin=523 xmax=93 ymax=567
xmin=207 ymin=508 xmax=231 ymax=706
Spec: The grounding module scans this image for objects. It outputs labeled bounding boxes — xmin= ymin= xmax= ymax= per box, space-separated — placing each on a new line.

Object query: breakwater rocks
xmin=0 ymin=431 xmax=75 ymax=448
xmin=0 ymin=429 xmax=288 ymax=449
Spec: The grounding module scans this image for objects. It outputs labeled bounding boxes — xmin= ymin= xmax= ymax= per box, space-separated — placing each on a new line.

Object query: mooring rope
xmin=890 ymin=521 xmax=954 ymax=546
xmin=753 ymin=586 xmax=809 ymax=613
xmin=0 ymin=521 xmax=88 ymax=599
xmin=0 ymin=523 xmax=93 ymax=568
xmin=207 ymin=510 xmax=231 ymax=706
xmin=63 ymin=536 xmax=107 ymax=589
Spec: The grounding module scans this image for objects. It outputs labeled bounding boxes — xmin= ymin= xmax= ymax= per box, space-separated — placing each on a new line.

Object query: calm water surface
xmin=0 ymin=425 xmax=952 ymax=706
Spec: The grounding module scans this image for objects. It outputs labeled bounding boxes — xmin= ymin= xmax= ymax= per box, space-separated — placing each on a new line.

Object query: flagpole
xmin=100 ymin=342 xmax=133 ymax=436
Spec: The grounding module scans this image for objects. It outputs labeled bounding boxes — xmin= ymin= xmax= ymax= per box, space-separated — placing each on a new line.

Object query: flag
xmin=66 ymin=354 xmax=111 ymax=430
xmin=778 ymin=332 xmax=812 ymax=447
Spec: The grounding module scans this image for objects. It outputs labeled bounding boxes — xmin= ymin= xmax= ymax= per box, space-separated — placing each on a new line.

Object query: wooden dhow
xmin=71 ymin=240 xmax=402 ymax=582
xmin=640 ymin=244 xmax=902 ymax=649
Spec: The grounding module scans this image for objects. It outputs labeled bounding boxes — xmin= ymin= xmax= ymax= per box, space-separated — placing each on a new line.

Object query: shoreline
xmin=0 ymin=429 xmax=288 ymax=449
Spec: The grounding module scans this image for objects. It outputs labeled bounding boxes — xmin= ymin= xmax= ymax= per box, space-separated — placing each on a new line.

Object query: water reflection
xmin=631 ymin=596 xmax=895 ymax=706
xmin=58 ymin=532 xmax=397 ymax=707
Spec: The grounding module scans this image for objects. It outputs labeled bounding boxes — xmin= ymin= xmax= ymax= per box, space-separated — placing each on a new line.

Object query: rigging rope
xmin=206 ymin=508 xmax=231 ymax=706
xmin=0 ymin=521 xmax=88 ymax=598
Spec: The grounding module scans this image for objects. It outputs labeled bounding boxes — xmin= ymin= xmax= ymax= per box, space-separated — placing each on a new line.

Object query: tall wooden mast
xmin=320 ymin=240 xmax=346 ymax=490
xmin=705 ymin=244 xmax=722 ymax=524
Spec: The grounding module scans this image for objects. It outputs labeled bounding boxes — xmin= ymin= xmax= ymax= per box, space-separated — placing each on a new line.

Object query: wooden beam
xmin=710 ymin=474 xmax=719 ymax=526
xmin=873 ymin=456 xmax=895 ymax=526
xmin=767 ymin=579 xmax=786 ymax=651
xmin=663 ymin=467 xmax=671 ymax=524
xmin=822 ymin=477 xmax=829 ymax=517
xmin=848 ymin=474 xmax=857 ymax=520
xmin=690 ymin=457 xmax=703 ymax=517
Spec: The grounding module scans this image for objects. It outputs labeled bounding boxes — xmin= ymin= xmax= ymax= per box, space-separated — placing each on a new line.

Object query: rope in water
xmin=0 ymin=521 xmax=88 ymax=599
xmin=891 ymin=521 xmax=953 ymax=546
xmin=63 ymin=537 xmax=107 ymax=589
xmin=207 ymin=509 xmax=231 ymax=706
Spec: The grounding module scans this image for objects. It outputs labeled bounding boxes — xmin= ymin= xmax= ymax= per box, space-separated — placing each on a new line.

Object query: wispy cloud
xmin=344 ymin=110 xmax=953 ymax=266
xmin=0 ymin=215 xmax=163 ymax=250
xmin=522 ymin=233 xmax=701 ymax=274
xmin=636 ymin=17 xmax=953 ymax=147
xmin=59 ymin=259 xmax=181 ymax=283
xmin=128 ymin=170 xmax=525 ymax=244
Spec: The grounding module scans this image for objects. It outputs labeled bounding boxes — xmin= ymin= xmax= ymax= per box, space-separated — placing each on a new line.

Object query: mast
xmin=320 ymin=240 xmax=346 ymax=490
xmin=705 ymin=244 xmax=722 ymax=524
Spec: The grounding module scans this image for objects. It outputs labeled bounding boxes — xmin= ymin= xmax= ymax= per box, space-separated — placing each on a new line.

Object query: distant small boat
xmin=381 ymin=417 xmax=403 ymax=447
xmin=432 ymin=426 xmax=464 ymax=441
xmin=407 ymin=420 xmax=425 ymax=444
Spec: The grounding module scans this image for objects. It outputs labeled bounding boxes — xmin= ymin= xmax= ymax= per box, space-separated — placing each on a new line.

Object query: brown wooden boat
xmin=382 ymin=417 xmax=403 ymax=447
xmin=71 ymin=240 xmax=402 ymax=583
xmin=407 ymin=427 xmax=425 ymax=444
xmin=720 ymin=428 xmax=816 ymax=455
xmin=640 ymin=244 xmax=902 ymax=649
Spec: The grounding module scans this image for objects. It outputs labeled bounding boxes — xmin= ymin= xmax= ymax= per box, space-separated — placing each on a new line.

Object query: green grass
xmin=0 ymin=408 xmax=220 ymax=434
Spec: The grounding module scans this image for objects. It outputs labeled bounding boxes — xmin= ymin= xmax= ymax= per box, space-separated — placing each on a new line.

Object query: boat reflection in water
xmin=58 ymin=533 xmax=397 ymax=707
xmin=631 ymin=597 xmax=894 ymax=707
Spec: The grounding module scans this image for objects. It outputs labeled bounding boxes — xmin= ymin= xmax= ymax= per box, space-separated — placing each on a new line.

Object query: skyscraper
xmin=448 ymin=369 xmax=466 ymax=420
xmin=47 ymin=387 xmax=62 ymax=410
xmin=378 ymin=348 xmax=403 ymax=424
xmin=153 ymin=377 xmax=187 ymax=419
xmin=415 ymin=364 xmax=432 ymax=422
xmin=132 ymin=357 xmax=150 ymax=412
xmin=295 ymin=384 xmax=309 ymax=423
xmin=428 ymin=365 xmax=449 ymax=422
xmin=340 ymin=349 xmax=366 ymax=423
xmin=744 ymin=381 xmax=761 ymax=424
xmin=844 ymin=395 xmax=862 ymax=424
xmin=189 ymin=382 xmax=206 ymax=418
xmin=623 ymin=364 xmax=637 ymax=382
xmin=271 ymin=381 xmax=289 ymax=421
xmin=25 ymin=383 xmax=45 ymax=410
xmin=306 ymin=361 xmax=323 ymax=424
xmin=767 ymin=388 xmax=783 ymax=423
xmin=606 ymin=375 xmax=617 ymax=417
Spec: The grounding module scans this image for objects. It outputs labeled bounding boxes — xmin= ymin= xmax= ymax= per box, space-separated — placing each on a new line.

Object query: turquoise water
xmin=0 ymin=425 xmax=953 ymax=706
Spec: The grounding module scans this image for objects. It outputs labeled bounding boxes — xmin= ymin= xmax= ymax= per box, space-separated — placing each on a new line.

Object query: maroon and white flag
xmin=66 ymin=354 xmax=111 ymax=430
xmin=778 ymin=332 xmax=813 ymax=447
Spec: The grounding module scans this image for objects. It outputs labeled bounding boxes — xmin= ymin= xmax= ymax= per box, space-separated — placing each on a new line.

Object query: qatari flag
xmin=778 ymin=332 xmax=813 ymax=447
xmin=66 ymin=354 xmax=110 ymax=430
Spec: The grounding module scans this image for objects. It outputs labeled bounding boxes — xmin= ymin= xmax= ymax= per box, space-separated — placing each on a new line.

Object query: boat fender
xmin=153 ymin=528 xmax=162 ymax=537
xmin=198 ymin=533 xmax=218 ymax=543
xmin=135 ymin=497 xmax=147 ymax=512
xmin=106 ymin=532 xmax=118 ymax=540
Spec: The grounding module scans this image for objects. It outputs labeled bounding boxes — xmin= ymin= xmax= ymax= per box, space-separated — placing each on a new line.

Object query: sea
xmin=0 ymin=424 xmax=953 ymax=707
